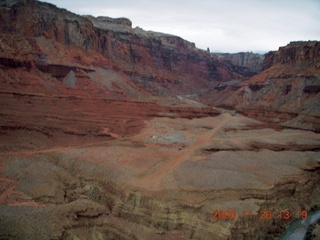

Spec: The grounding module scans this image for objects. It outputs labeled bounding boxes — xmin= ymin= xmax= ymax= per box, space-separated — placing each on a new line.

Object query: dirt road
xmin=136 ymin=114 xmax=233 ymax=189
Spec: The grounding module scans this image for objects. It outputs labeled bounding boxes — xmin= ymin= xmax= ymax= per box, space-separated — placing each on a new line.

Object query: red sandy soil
xmin=0 ymin=100 xmax=319 ymax=239
xmin=0 ymin=2 xmax=319 ymax=237
xmin=135 ymin=114 xmax=233 ymax=190
xmin=0 ymin=177 xmax=16 ymax=204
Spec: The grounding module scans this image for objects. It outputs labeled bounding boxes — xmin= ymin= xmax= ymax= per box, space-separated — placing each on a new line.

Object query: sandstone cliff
xmin=263 ymin=41 xmax=320 ymax=69
xmin=215 ymin=52 xmax=264 ymax=75
xmin=0 ymin=0 xmax=248 ymax=99
xmin=204 ymin=41 xmax=320 ymax=132
xmin=0 ymin=1 xmax=320 ymax=240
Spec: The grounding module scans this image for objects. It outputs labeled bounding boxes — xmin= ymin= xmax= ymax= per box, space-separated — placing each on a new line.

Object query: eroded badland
xmin=0 ymin=1 xmax=319 ymax=239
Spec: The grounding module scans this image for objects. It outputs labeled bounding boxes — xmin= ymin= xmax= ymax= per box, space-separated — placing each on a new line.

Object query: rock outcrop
xmin=204 ymin=41 xmax=320 ymax=132
xmin=263 ymin=41 xmax=320 ymax=69
xmin=215 ymin=52 xmax=265 ymax=74
xmin=1 ymin=117 xmax=320 ymax=239
xmin=0 ymin=0 xmax=248 ymax=99
xmin=0 ymin=1 xmax=319 ymax=240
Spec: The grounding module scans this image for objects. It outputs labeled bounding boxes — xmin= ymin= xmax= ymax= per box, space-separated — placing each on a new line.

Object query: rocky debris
xmin=0 ymin=1 xmax=319 ymax=239
xmin=0 ymin=113 xmax=320 ymax=239
xmin=63 ymin=70 xmax=76 ymax=88
xmin=0 ymin=0 xmax=249 ymax=99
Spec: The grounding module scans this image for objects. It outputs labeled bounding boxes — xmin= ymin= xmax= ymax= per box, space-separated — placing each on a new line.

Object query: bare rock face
xmin=84 ymin=15 xmax=133 ymax=33
xmin=263 ymin=41 xmax=320 ymax=69
xmin=0 ymin=1 xmax=320 ymax=240
xmin=0 ymin=0 xmax=248 ymax=99
xmin=204 ymin=41 xmax=320 ymax=132
xmin=215 ymin=52 xmax=265 ymax=75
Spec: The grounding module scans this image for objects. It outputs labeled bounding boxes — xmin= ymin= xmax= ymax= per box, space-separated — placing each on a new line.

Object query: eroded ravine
xmin=1 ymin=111 xmax=319 ymax=239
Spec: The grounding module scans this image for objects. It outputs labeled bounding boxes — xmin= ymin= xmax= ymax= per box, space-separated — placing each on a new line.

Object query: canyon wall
xmin=204 ymin=41 xmax=320 ymax=131
xmin=0 ymin=0 xmax=251 ymax=98
xmin=215 ymin=52 xmax=265 ymax=75
xmin=263 ymin=41 xmax=320 ymax=69
xmin=0 ymin=2 xmax=320 ymax=239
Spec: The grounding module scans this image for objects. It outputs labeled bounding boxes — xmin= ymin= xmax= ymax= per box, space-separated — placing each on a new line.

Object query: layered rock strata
xmin=0 ymin=0 xmax=249 ymax=99
xmin=204 ymin=41 xmax=320 ymax=132
xmin=0 ymin=1 xmax=319 ymax=239
xmin=215 ymin=52 xmax=265 ymax=75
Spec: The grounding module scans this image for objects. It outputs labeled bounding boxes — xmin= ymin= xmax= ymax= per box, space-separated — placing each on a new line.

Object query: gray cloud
xmin=42 ymin=0 xmax=320 ymax=53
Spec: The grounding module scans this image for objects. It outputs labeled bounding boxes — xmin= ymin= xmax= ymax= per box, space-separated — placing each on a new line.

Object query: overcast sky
xmin=43 ymin=0 xmax=320 ymax=53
